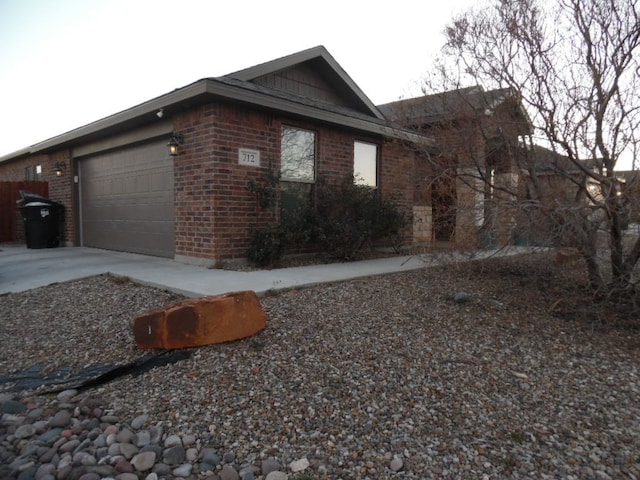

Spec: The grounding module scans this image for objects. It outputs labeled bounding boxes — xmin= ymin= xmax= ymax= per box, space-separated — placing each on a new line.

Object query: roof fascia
xmin=202 ymin=79 xmax=430 ymax=145
xmin=0 ymin=147 xmax=32 ymax=165
xmin=3 ymin=75 xmax=430 ymax=161
xmin=29 ymin=81 xmax=210 ymax=154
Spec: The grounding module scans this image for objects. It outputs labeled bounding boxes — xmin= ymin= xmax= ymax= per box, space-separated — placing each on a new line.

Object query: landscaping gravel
xmin=1 ymin=253 xmax=639 ymax=479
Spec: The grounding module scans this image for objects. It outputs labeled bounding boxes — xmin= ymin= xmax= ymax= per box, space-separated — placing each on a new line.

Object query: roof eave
xmin=205 ymin=79 xmax=431 ymax=145
xmin=28 ymin=81 xmax=211 ymax=155
xmin=2 ymin=76 xmax=432 ymax=162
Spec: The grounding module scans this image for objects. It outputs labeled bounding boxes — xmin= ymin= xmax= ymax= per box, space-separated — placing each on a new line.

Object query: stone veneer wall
xmin=412 ymin=206 xmax=432 ymax=244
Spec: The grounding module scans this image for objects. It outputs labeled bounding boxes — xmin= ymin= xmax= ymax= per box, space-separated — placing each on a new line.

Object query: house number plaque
xmin=238 ymin=148 xmax=260 ymax=167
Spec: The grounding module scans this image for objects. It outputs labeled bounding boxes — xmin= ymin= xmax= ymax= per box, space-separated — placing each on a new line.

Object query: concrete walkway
xmin=0 ymin=244 xmax=537 ymax=297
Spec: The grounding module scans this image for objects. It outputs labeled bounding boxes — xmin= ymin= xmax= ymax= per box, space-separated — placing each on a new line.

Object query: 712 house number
xmin=238 ymin=148 xmax=260 ymax=167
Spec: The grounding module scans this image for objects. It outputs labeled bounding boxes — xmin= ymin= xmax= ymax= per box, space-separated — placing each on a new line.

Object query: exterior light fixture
xmin=54 ymin=161 xmax=66 ymax=177
xmin=167 ymin=133 xmax=184 ymax=157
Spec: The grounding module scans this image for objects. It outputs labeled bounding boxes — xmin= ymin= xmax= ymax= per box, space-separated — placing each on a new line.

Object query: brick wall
xmin=0 ymin=151 xmax=75 ymax=246
xmin=379 ymin=140 xmax=416 ymax=245
xmin=174 ymin=102 xmax=402 ymax=261
xmin=173 ymin=104 xmax=283 ymax=261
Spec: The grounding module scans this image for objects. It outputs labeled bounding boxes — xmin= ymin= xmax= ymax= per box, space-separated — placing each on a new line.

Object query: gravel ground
xmin=1 ymin=252 xmax=640 ymax=479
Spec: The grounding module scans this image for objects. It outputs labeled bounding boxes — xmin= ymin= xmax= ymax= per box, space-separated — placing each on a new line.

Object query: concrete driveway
xmin=0 ymin=244 xmax=429 ymax=297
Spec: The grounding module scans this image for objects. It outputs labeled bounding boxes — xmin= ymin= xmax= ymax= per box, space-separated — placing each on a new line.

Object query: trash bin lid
xmin=17 ymin=190 xmax=65 ymax=209
xmin=19 ymin=190 xmax=49 ymax=201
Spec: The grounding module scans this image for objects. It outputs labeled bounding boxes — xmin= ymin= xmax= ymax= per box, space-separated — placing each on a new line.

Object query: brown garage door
xmin=80 ymin=141 xmax=174 ymax=257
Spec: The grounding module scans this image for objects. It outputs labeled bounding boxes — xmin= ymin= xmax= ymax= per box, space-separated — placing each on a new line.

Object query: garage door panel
xmin=80 ymin=141 xmax=174 ymax=258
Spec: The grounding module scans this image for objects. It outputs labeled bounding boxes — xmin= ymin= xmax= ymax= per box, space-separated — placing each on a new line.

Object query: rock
xmin=104 ymin=425 xmax=119 ymax=435
xmin=162 ymin=445 xmax=187 ymax=465
xmin=73 ymin=451 xmax=97 ymax=466
xmin=131 ymin=414 xmax=149 ymax=430
xmin=239 ymin=464 xmax=259 ymax=480
xmin=261 ymin=458 xmax=282 ymax=476
xmin=48 ymin=410 xmax=72 ymax=428
xmin=131 ymin=451 xmax=156 ymax=471
xmin=265 ymin=472 xmax=288 ymax=480
xmin=186 ymin=447 xmax=198 ymax=462
xmin=35 ymin=463 xmax=56 ymax=478
xmin=222 ymin=451 xmax=236 ymax=463
xmin=172 ymin=463 xmax=193 ymax=477
xmin=163 ymin=434 xmax=182 ymax=448
xmin=116 ymin=428 xmax=134 ymax=443
xmin=199 ymin=461 xmax=216 ymax=473
xmin=56 ymin=390 xmax=78 ymax=402
xmin=163 ymin=445 xmax=186 ymax=464
xmin=148 ymin=426 xmax=163 ymax=444
xmin=390 ymin=456 xmax=404 ymax=472
xmin=134 ymin=430 xmax=151 ymax=447
xmin=219 ymin=464 xmax=240 ymax=480
xmin=14 ymin=424 xmax=36 ymax=439
xmin=115 ymin=473 xmax=138 ymax=480
xmin=288 ymin=458 xmax=309 ymax=473
xmin=100 ymin=415 xmax=120 ymax=424
xmin=133 ymin=291 xmax=268 ymax=349
xmin=74 ymin=438 xmax=92 ymax=454
xmin=57 ymin=465 xmax=72 ymax=479
xmin=140 ymin=444 xmax=162 ymax=459
xmin=152 ymin=463 xmax=172 ymax=476
xmin=92 ymin=434 xmax=106 ymax=448
xmin=114 ymin=458 xmax=134 ymax=473
xmin=1 ymin=399 xmax=27 ymax=414
xmin=453 ymin=292 xmax=469 ymax=304
xmin=59 ymin=439 xmax=81 ymax=453
xmin=86 ymin=466 xmax=118 ymax=477
xmin=119 ymin=442 xmax=139 ymax=460
xmin=182 ymin=434 xmax=196 ymax=446
xmin=77 ymin=473 xmax=100 ymax=480
xmin=200 ymin=448 xmax=221 ymax=467
xmin=28 ymin=407 xmax=45 ymax=419
xmin=108 ymin=443 xmax=121 ymax=456
xmin=39 ymin=447 xmax=57 ymax=463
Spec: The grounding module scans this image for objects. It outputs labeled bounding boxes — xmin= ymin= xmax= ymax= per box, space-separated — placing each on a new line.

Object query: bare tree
xmin=419 ymin=0 xmax=640 ymax=299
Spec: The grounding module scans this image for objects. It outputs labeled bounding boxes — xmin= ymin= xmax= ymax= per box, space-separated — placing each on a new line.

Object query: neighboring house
xmin=513 ymin=144 xmax=598 ymax=245
xmin=614 ymin=170 xmax=640 ymax=226
xmin=0 ymin=46 xmax=432 ymax=264
xmin=379 ymin=86 xmax=531 ymax=248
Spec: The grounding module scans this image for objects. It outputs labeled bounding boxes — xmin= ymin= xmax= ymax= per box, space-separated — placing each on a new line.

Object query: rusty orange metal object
xmin=133 ymin=291 xmax=267 ymax=349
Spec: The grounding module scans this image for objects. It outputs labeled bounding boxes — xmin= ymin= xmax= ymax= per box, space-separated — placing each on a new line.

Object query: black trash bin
xmin=19 ymin=192 xmax=65 ymax=249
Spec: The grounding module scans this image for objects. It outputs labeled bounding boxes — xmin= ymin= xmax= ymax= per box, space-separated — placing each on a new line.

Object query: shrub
xmin=246 ymin=176 xmax=407 ymax=265
xmin=247 ymin=166 xmax=280 ymax=209
xmin=313 ymin=178 xmax=406 ymax=260
xmin=247 ymin=225 xmax=286 ymax=267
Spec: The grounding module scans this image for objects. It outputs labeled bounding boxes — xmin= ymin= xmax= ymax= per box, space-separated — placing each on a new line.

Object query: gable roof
xmin=1 ymin=46 xmax=427 ymax=163
xmin=378 ymin=86 xmax=531 ymax=134
xmin=524 ymin=144 xmax=599 ymax=174
xmin=227 ymin=45 xmax=384 ymax=120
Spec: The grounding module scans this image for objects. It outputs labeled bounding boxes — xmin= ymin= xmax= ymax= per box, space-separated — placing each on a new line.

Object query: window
xmin=281 ymin=126 xmax=315 ymax=182
xmin=354 ymin=141 xmax=377 ymax=187
xmin=281 ymin=126 xmax=315 ymax=216
xmin=25 ymin=165 xmax=43 ymax=181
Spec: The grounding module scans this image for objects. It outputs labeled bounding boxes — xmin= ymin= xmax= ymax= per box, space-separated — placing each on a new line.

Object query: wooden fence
xmin=0 ymin=181 xmax=49 ymax=242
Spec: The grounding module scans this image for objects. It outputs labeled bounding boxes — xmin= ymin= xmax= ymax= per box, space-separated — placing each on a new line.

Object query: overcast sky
xmin=0 ymin=0 xmax=477 ymax=158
